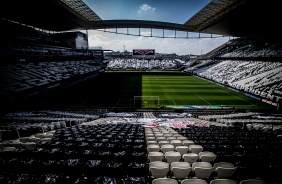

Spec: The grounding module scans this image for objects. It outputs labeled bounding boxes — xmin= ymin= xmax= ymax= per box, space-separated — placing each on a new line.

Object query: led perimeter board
xmin=133 ymin=49 xmax=155 ymax=56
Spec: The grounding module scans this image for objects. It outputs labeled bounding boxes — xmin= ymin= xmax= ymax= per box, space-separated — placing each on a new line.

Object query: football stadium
xmin=0 ymin=0 xmax=282 ymax=184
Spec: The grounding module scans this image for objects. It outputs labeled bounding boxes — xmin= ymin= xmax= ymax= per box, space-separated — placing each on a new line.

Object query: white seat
xmin=175 ymin=146 xmax=189 ymax=157
xmin=147 ymin=144 xmax=161 ymax=152
xmin=148 ymin=151 xmax=164 ymax=162
xmin=48 ymin=124 xmax=55 ymax=130
xmin=159 ymin=141 xmax=170 ymax=146
xmin=171 ymin=132 xmax=181 ymax=136
xmin=150 ymin=165 xmax=170 ymax=178
xmin=177 ymin=136 xmax=188 ymax=141
xmin=156 ymin=137 xmax=167 ymax=143
xmin=183 ymin=153 xmax=199 ymax=164
xmin=7 ymin=142 xmax=23 ymax=149
xmin=19 ymin=137 xmax=32 ymax=143
xmin=29 ymin=137 xmax=41 ymax=143
xmin=173 ymin=134 xmax=182 ymax=139
xmin=151 ymin=127 xmax=159 ymax=131
xmin=43 ymin=133 xmax=54 ymax=138
xmin=146 ymin=137 xmax=156 ymax=141
xmin=189 ymin=144 xmax=203 ymax=154
xmin=165 ymin=151 xmax=181 ymax=164
xmin=213 ymin=162 xmax=237 ymax=179
xmin=171 ymin=161 xmax=191 ymax=168
xmin=239 ymin=179 xmax=266 ymax=184
xmin=199 ymin=151 xmax=217 ymax=163
xmin=34 ymin=133 xmax=46 ymax=138
xmin=210 ymin=179 xmax=237 ymax=184
xmin=0 ymin=146 xmax=16 ymax=152
xmin=150 ymin=161 xmax=170 ymax=168
xmin=60 ymin=121 xmax=66 ymax=128
xmin=147 ymin=140 xmax=158 ymax=145
xmin=161 ymin=131 xmax=170 ymax=134
xmin=146 ymin=133 xmax=154 ymax=137
xmin=181 ymin=178 xmax=208 ymax=184
xmin=152 ymin=178 xmax=178 ymax=184
xmin=192 ymin=162 xmax=212 ymax=170
xmin=170 ymin=139 xmax=182 ymax=148
xmin=168 ymin=129 xmax=177 ymax=133
xmin=199 ymin=151 xmax=216 ymax=157
xmin=54 ymin=122 xmax=61 ymax=129
xmin=193 ymin=167 xmax=213 ymax=179
xmin=154 ymin=134 xmax=164 ymax=137
xmin=182 ymin=140 xmax=194 ymax=147
xmin=167 ymin=137 xmax=177 ymax=142
xmin=163 ymin=134 xmax=174 ymax=138
xmin=23 ymin=142 xmax=36 ymax=150
xmin=161 ymin=144 xmax=175 ymax=154
xmin=171 ymin=162 xmax=192 ymax=179
xmin=192 ymin=162 xmax=213 ymax=179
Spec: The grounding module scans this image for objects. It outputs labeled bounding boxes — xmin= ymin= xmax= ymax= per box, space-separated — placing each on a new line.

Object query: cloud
xmin=138 ymin=4 xmax=156 ymax=13
xmin=139 ymin=31 xmax=152 ymax=38
xmin=88 ymin=33 xmax=131 ymax=51
xmin=137 ymin=4 xmax=156 ymax=19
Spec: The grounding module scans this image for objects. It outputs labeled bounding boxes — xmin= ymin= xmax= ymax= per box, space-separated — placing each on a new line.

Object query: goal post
xmin=134 ymin=96 xmax=160 ymax=107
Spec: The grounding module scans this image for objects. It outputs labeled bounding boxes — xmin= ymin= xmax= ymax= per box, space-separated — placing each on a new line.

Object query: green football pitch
xmin=48 ymin=72 xmax=276 ymax=110
xmin=140 ymin=75 xmax=274 ymax=109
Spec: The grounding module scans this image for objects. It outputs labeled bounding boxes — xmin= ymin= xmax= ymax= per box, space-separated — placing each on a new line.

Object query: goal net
xmin=134 ymin=96 xmax=160 ymax=107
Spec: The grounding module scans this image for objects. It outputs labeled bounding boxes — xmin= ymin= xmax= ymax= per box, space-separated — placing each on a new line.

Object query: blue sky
xmin=82 ymin=0 xmax=231 ymax=55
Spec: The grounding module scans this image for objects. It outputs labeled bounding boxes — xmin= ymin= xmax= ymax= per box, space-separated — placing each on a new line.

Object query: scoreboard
xmin=132 ymin=49 xmax=155 ymax=56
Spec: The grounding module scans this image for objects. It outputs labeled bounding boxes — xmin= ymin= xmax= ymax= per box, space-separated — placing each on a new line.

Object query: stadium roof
xmin=0 ymin=0 xmax=101 ymax=31
xmin=1 ymin=0 xmax=282 ymax=38
xmin=186 ymin=0 xmax=282 ymax=38
xmin=184 ymin=0 xmax=239 ymax=31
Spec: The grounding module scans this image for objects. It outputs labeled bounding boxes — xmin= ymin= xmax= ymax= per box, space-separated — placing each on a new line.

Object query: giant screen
xmin=132 ymin=49 xmax=155 ymax=55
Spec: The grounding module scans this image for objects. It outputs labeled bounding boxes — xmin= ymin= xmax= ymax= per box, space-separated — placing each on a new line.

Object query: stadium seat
xmin=213 ymin=162 xmax=237 ymax=179
xmin=238 ymin=179 xmax=266 ymax=184
xmin=159 ymin=141 xmax=170 ymax=146
xmin=164 ymin=151 xmax=181 ymax=164
xmin=152 ymin=178 xmax=179 ymax=184
xmin=183 ymin=153 xmax=199 ymax=165
xmin=150 ymin=166 xmax=170 ymax=178
xmin=181 ymin=178 xmax=208 ymax=184
xmin=170 ymin=139 xmax=183 ymax=148
xmin=182 ymin=140 xmax=195 ymax=147
xmin=175 ymin=145 xmax=189 ymax=157
xmin=192 ymin=162 xmax=213 ymax=179
xmin=147 ymin=144 xmax=161 ymax=152
xmin=148 ymin=151 xmax=164 ymax=162
xmin=199 ymin=151 xmax=217 ymax=163
xmin=210 ymin=179 xmax=237 ymax=184
xmin=161 ymin=144 xmax=175 ymax=154
xmin=189 ymin=145 xmax=204 ymax=154
xmin=170 ymin=161 xmax=192 ymax=179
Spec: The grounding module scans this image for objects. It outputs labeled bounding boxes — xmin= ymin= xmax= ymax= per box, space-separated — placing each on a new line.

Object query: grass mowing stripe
xmin=212 ymin=85 xmax=255 ymax=105
xmin=105 ymin=73 xmax=276 ymax=109
xmin=142 ymin=75 xmax=261 ymax=107
xmin=192 ymin=92 xmax=212 ymax=105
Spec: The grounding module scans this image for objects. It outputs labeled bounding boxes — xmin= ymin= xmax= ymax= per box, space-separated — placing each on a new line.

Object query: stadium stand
xmin=184 ymin=36 xmax=282 ymax=112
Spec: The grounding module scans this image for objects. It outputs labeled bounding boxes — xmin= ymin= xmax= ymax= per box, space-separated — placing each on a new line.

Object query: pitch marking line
xmin=216 ymin=88 xmax=255 ymax=105
xmin=229 ymin=105 xmax=257 ymax=106
xmin=171 ymin=99 xmax=177 ymax=105
xmin=193 ymin=92 xmax=212 ymax=105
xmin=196 ymin=75 xmax=256 ymax=106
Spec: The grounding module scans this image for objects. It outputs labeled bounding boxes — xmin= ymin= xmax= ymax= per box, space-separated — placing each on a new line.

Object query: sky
xmin=82 ymin=0 xmax=231 ymax=55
